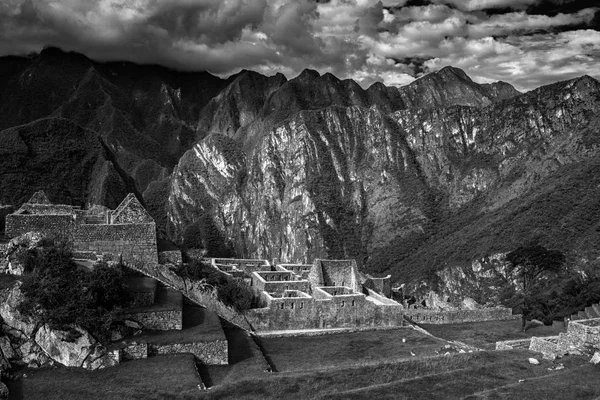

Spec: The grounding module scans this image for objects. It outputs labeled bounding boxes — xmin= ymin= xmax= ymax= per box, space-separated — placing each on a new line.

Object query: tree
xmin=503 ymin=245 xmax=565 ymax=331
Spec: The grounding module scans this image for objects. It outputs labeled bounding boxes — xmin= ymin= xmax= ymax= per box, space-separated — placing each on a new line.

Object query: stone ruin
xmin=210 ymin=258 xmax=514 ymax=332
xmin=4 ymin=191 xmax=158 ymax=265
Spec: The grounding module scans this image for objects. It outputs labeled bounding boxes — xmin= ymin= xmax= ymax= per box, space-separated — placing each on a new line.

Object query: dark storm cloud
xmin=0 ymin=0 xmax=598 ymax=91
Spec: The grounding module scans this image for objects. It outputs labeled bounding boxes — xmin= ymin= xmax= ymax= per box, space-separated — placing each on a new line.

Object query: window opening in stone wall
xmin=280 ymin=303 xmax=284 ymax=309
xmin=352 ymin=300 xmax=355 ymax=306
xmin=341 ymin=300 xmax=345 ymax=307
xmin=290 ymin=302 xmax=294 ymax=309
xmin=300 ymin=302 xmax=304 ymax=309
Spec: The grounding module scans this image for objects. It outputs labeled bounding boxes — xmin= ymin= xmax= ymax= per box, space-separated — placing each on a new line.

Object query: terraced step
xmin=125 ymin=287 xmax=183 ymax=331
xmin=592 ymin=303 xmax=600 ymax=316
xmin=585 ymin=306 xmax=599 ymax=318
xmin=578 ymin=310 xmax=589 ymax=320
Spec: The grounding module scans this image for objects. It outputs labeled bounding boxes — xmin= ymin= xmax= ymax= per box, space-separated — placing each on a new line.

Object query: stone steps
xmin=585 ymin=306 xmax=599 ymax=318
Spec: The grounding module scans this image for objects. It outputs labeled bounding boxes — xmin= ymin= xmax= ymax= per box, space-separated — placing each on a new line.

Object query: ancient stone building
xmin=5 ymin=191 xmax=158 ymax=264
xmin=211 ymin=258 xmax=405 ymax=332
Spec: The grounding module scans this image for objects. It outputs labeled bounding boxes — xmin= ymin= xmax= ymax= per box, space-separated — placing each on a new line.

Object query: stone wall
xmin=149 ymin=340 xmax=228 ymax=365
xmin=5 ymin=214 xmax=74 ymax=240
xmin=529 ymin=336 xmax=560 ymax=359
xmin=122 ymin=342 xmax=149 ymax=360
xmin=73 ymin=223 xmax=157 ymax=264
xmin=404 ymin=307 xmax=514 ymax=324
xmin=127 ymin=309 xmax=182 ymax=331
xmin=495 ymin=338 xmax=531 ymax=350
xmin=245 ymin=295 xmax=405 ymax=331
xmin=0 ymin=243 xmax=8 ymax=272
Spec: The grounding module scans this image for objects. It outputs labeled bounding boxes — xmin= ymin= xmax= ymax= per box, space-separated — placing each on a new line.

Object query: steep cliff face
xmin=168 ymin=68 xmax=600 ymax=283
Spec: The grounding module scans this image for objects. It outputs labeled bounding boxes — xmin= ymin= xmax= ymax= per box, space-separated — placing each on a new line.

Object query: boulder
xmin=461 ymin=297 xmax=480 ymax=310
xmin=34 ymin=324 xmax=96 ymax=367
xmin=528 ymin=357 xmax=540 ymax=365
xmin=0 ymin=283 xmax=38 ymax=337
xmin=0 ymin=337 xmax=16 ymax=360
xmin=18 ymin=340 xmax=52 ymax=368
xmin=82 ymin=345 xmax=120 ymax=370
xmin=590 ymin=352 xmax=600 ymax=365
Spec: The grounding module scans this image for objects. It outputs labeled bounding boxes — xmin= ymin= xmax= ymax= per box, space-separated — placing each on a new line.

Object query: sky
xmin=0 ymin=0 xmax=598 ymax=92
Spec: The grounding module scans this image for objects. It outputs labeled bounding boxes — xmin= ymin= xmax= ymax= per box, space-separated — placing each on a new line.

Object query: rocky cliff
xmin=168 ymin=67 xmax=600 ymax=285
xmin=2 ymin=48 xmax=599 ymax=288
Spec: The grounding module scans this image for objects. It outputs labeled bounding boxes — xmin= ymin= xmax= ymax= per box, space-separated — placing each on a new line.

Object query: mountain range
xmin=1 ymin=47 xmax=599 ymax=285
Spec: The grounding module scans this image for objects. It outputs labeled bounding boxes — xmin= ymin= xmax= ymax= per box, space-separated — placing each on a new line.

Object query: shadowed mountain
xmin=4 ymin=48 xmax=598 ymax=290
xmin=0 ymin=47 xmax=228 ymax=208
xmin=167 ymin=69 xmax=599 ymax=285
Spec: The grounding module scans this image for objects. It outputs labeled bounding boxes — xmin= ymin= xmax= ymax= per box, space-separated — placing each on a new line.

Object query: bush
xmin=17 ymin=244 xmax=133 ymax=343
xmin=175 ymin=260 xmax=254 ymax=311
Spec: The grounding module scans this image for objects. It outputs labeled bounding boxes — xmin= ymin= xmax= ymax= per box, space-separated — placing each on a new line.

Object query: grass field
xmin=255 ymin=327 xmax=448 ymax=373
xmin=421 ymin=319 xmax=566 ymax=350
xmin=201 ymin=350 xmax=592 ymax=400
xmin=5 ymin=354 xmax=202 ymax=400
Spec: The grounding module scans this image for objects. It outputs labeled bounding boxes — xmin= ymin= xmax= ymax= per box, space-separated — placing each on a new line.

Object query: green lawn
xmin=255 ymin=328 xmax=448 ymax=373
xmin=201 ymin=350 xmax=590 ymax=400
xmin=421 ymin=319 xmax=566 ymax=350
xmin=6 ymin=354 xmax=203 ymax=400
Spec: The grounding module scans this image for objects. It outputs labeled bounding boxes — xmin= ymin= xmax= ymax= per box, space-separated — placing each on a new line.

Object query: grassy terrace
xmin=255 ymin=328 xmax=448 ymax=373
xmin=129 ymin=305 xmax=226 ymax=346
xmin=421 ymin=319 xmax=566 ymax=350
xmin=5 ymin=354 xmax=202 ymax=400
xmin=200 ymin=350 xmax=594 ymax=400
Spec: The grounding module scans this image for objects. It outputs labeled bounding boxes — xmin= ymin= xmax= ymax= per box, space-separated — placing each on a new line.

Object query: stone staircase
xmin=114 ymin=274 xmax=228 ymax=365
xmin=570 ymin=302 xmax=600 ymax=321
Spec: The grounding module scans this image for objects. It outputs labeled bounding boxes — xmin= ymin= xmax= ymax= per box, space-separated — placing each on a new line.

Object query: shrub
xmin=175 ymin=260 xmax=254 ymax=311
xmin=17 ymin=244 xmax=133 ymax=343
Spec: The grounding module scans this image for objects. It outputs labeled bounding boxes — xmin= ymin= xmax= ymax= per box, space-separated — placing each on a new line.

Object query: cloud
xmin=0 ymin=0 xmax=598 ymax=91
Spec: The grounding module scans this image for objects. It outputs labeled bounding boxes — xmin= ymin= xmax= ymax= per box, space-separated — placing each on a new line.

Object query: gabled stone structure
xmin=5 ymin=192 xmax=158 ymax=264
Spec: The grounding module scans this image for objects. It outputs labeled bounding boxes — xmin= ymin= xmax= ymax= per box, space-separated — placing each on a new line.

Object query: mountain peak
xmin=296 ymin=69 xmax=321 ymax=81
xmin=429 ymin=66 xmax=473 ymax=83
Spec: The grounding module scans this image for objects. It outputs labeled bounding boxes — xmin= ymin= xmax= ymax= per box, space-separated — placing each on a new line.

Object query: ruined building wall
xmin=73 ymin=223 xmax=158 ymax=264
xmin=5 ymin=214 xmax=74 ymax=240
xmin=244 ymin=295 xmax=405 ymax=331
xmin=5 ymin=215 xmax=157 ymax=265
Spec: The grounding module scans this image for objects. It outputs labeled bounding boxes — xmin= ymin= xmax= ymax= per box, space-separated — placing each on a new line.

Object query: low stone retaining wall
xmin=529 ymin=336 xmax=560 ymax=359
xmin=405 ymin=307 xmax=515 ymax=324
xmin=149 ymin=341 xmax=228 ymax=365
xmin=495 ymin=338 xmax=531 ymax=350
xmin=122 ymin=342 xmax=148 ymax=360
xmin=127 ymin=309 xmax=182 ymax=331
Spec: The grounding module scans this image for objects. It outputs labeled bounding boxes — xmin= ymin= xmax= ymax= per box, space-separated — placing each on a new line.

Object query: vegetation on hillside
xmin=17 ymin=241 xmax=133 ymax=342
xmin=494 ymin=244 xmax=600 ymax=326
xmin=175 ymin=260 xmax=254 ymax=311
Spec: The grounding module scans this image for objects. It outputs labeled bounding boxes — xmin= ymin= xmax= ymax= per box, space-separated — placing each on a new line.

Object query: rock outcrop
xmin=0 ymin=282 xmax=116 ymax=370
